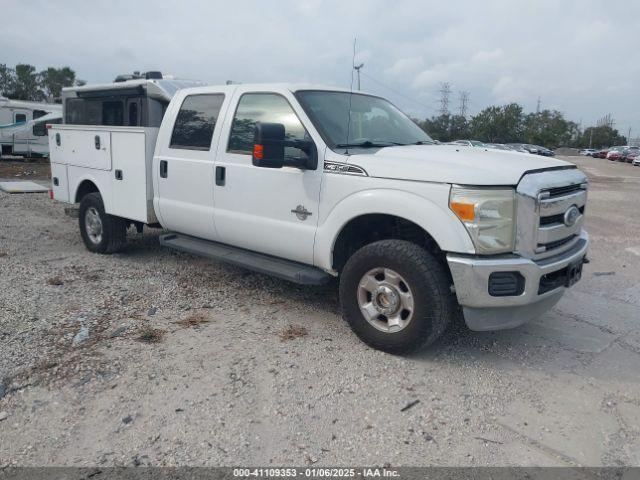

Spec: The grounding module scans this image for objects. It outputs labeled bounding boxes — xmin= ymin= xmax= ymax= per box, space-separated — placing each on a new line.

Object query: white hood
xmin=351 ymin=145 xmax=573 ymax=186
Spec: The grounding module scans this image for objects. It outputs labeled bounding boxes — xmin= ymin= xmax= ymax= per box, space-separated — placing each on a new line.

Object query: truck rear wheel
xmin=78 ymin=192 xmax=127 ymax=254
xmin=339 ymin=240 xmax=455 ymax=354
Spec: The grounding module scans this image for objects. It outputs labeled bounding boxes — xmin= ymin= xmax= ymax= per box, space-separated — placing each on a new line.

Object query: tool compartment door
xmin=50 ymin=127 xmax=112 ymax=170
xmin=50 ymin=162 xmax=70 ymax=202
xmin=110 ymin=129 xmax=152 ymax=223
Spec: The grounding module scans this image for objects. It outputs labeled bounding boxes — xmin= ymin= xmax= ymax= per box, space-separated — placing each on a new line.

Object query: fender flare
xmin=314 ymin=188 xmax=475 ymax=271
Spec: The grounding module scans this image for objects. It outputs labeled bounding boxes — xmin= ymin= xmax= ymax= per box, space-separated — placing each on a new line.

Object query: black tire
xmin=339 ymin=240 xmax=456 ymax=354
xmin=78 ymin=192 xmax=127 ymax=254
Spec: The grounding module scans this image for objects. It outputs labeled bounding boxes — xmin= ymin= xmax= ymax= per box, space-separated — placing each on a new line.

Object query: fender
xmin=314 ymin=187 xmax=475 ymax=272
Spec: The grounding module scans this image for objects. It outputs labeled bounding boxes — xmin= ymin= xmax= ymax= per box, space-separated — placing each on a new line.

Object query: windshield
xmin=295 ymin=90 xmax=433 ymax=150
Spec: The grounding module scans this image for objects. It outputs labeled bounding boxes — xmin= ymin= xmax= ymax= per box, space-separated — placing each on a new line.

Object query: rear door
xmin=155 ymin=91 xmax=230 ymax=241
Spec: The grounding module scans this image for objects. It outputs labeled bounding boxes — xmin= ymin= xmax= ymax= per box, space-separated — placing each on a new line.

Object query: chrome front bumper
xmin=447 ymin=230 xmax=589 ymax=331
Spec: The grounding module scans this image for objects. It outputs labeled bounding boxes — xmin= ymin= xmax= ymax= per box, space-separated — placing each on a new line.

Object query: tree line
xmin=416 ymin=104 xmax=627 ymax=149
xmin=0 ymin=63 xmax=85 ymax=103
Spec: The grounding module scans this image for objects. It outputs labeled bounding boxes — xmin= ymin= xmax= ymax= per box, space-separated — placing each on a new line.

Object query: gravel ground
xmin=0 ymin=156 xmax=639 ymax=467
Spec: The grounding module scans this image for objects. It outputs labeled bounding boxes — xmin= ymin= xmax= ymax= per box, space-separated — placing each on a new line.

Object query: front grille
xmin=516 ymin=170 xmax=588 ymax=260
xmin=539 ymin=206 xmax=585 ymax=226
xmin=545 ymin=184 xmax=584 ymax=198
xmin=538 ymin=234 xmax=577 ymax=250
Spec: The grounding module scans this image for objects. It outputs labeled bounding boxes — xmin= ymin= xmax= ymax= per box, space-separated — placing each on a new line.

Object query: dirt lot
xmin=0 ymin=156 xmax=639 ymax=467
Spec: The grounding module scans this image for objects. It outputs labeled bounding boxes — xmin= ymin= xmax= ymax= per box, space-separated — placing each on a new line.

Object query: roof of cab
xmin=175 ymin=83 xmax=363 ymax=96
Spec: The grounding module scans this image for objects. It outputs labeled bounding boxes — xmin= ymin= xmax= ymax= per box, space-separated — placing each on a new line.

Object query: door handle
xmin=215 ymin=166 xmax=226 ymax=186
xmin=160 ymin=160 xmax=168 ymax=178
xmin=115 ymin=169 xmax=123 ymax=180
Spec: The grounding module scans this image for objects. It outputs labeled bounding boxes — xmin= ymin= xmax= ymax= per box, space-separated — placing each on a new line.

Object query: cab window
xmin=170 ymin=94 xmax=225 ymax=151
xmin=227 ymin=93 xmax=310 ymax=161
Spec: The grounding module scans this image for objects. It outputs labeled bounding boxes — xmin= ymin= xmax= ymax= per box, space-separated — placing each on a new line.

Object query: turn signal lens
xmin=253 ymin=144 xmax=264 ymax=160
xmin=450 ymin=202 xmax=475 ymax=221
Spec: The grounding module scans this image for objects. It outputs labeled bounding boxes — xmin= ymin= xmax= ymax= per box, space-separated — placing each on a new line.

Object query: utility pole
xmin=589 ymin=128 xmax=593 ymax=149
xmin=536 ymin=97 xmax=541 ymax=114
xmin=458 ymin=91 xmax=470 ymax=118
xmin=438 ymin=82 xmax=451 ymax=116
xmin=628 ymin=127 xmax=632 ymax=143
xmin=354 ymin=63 xmax=364 ymax=91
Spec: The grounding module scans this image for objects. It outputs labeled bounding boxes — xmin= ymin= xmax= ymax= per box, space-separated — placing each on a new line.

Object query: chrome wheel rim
xmin=84 ymin=207 xmax=103 ymax=244
xmin=357 ymin=267 xmax=415 ymax=333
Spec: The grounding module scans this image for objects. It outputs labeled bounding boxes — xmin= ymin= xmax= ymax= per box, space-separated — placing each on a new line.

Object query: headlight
xmin=449 ymin=186 xmax=516 ymax=254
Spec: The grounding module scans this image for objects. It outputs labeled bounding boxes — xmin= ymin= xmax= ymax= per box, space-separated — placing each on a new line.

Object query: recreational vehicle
xmin=0 ymin=97 xmax=62 ymax=157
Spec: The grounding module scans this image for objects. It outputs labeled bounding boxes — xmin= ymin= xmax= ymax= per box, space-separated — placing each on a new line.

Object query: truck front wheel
xmin=339 ymin=240 xmax=456 ymax=354
xmin=78 ymin=192 xmax=127 ymax=254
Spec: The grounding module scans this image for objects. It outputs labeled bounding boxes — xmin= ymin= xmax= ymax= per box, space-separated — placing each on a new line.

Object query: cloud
xmin=1 ymin=0 xmax=638 ymax=133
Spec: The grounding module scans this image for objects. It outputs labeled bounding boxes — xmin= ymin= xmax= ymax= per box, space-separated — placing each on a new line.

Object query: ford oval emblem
xmin=564 ymin=205 xmax=580 ymax=227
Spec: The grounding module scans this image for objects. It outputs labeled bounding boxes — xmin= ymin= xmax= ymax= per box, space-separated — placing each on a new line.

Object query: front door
xmin=155 ymin=92 xmax=228 ymax=241
xmin=213 ymin=90 xmax=322 ymax=265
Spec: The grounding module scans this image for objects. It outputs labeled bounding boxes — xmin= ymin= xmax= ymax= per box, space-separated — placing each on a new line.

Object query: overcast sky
xmin=3 ymin=0 xmax=638 ymax=137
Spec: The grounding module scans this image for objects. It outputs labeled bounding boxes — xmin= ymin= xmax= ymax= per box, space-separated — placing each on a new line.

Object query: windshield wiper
xmin=335 ymin=141 xmax=398 ymax=149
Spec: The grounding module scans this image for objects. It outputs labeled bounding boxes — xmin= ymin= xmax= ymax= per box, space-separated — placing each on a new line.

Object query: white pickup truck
xmin=49 ymin=78 xmax=589 ymax=353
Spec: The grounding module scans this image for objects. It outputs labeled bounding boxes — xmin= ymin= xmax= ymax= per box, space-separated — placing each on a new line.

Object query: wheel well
xmin=332 ymin=214 xmax=445 ymax=272
xmin=75 ymin=180 xmax=99 ymax=203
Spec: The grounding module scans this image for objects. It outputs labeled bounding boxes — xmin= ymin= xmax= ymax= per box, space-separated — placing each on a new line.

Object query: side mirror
xmin=252 ymin=122 xmax=285 ymax=168
xmin=252 ymin=122 xmax=318 ymax=170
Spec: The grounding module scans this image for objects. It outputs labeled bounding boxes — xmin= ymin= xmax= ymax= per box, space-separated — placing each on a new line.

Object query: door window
xmin=227 ymin=93 xmax=310 ymax=162
xmin=15 ymin=113 xmax=27 ymax=124
xmin=170 ymin=94 xmax=225 ymax=151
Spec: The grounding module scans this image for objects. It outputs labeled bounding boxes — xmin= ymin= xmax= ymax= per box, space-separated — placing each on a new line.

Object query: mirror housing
xmin=252 ymin=122 xmax=285 ymax=168
xmin=252 ymin=122 xmax=317 ymax=170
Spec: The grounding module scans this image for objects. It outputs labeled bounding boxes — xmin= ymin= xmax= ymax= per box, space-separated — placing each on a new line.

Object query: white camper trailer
xmin=0 ymin=97 xmax=62 ymax=157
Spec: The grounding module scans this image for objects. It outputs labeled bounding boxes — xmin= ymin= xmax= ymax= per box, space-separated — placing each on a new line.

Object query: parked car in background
xmin=606 ymin=146 xmax=627 ymax=161
xmin=531 ymin=145 xmax=555 ymax=157
xmin=625 ymin=150 xmax=639 ymax=164
xmin=505 ymin=143 xmax=532 ymax=154
xmin=606 ymin=150 xmax=621 ymax=161
xmin=633 ymin=154 xmax=640 ymax=166
xmin=484 ymin=143 xmax=512 ymax=151
xmin=620 ymin=146 xmax=639 ymax=163
xmin=580 ymin=149 xmax=598 ymax=156
xmin=595 ymin=148 xmax=609 ymax=158
xmin=451 ymin=139 xmax=485 ymax=147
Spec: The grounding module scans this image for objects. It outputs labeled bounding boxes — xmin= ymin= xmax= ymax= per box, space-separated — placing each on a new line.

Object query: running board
xmin=159 ymin=233 xmax=332 ymax=286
